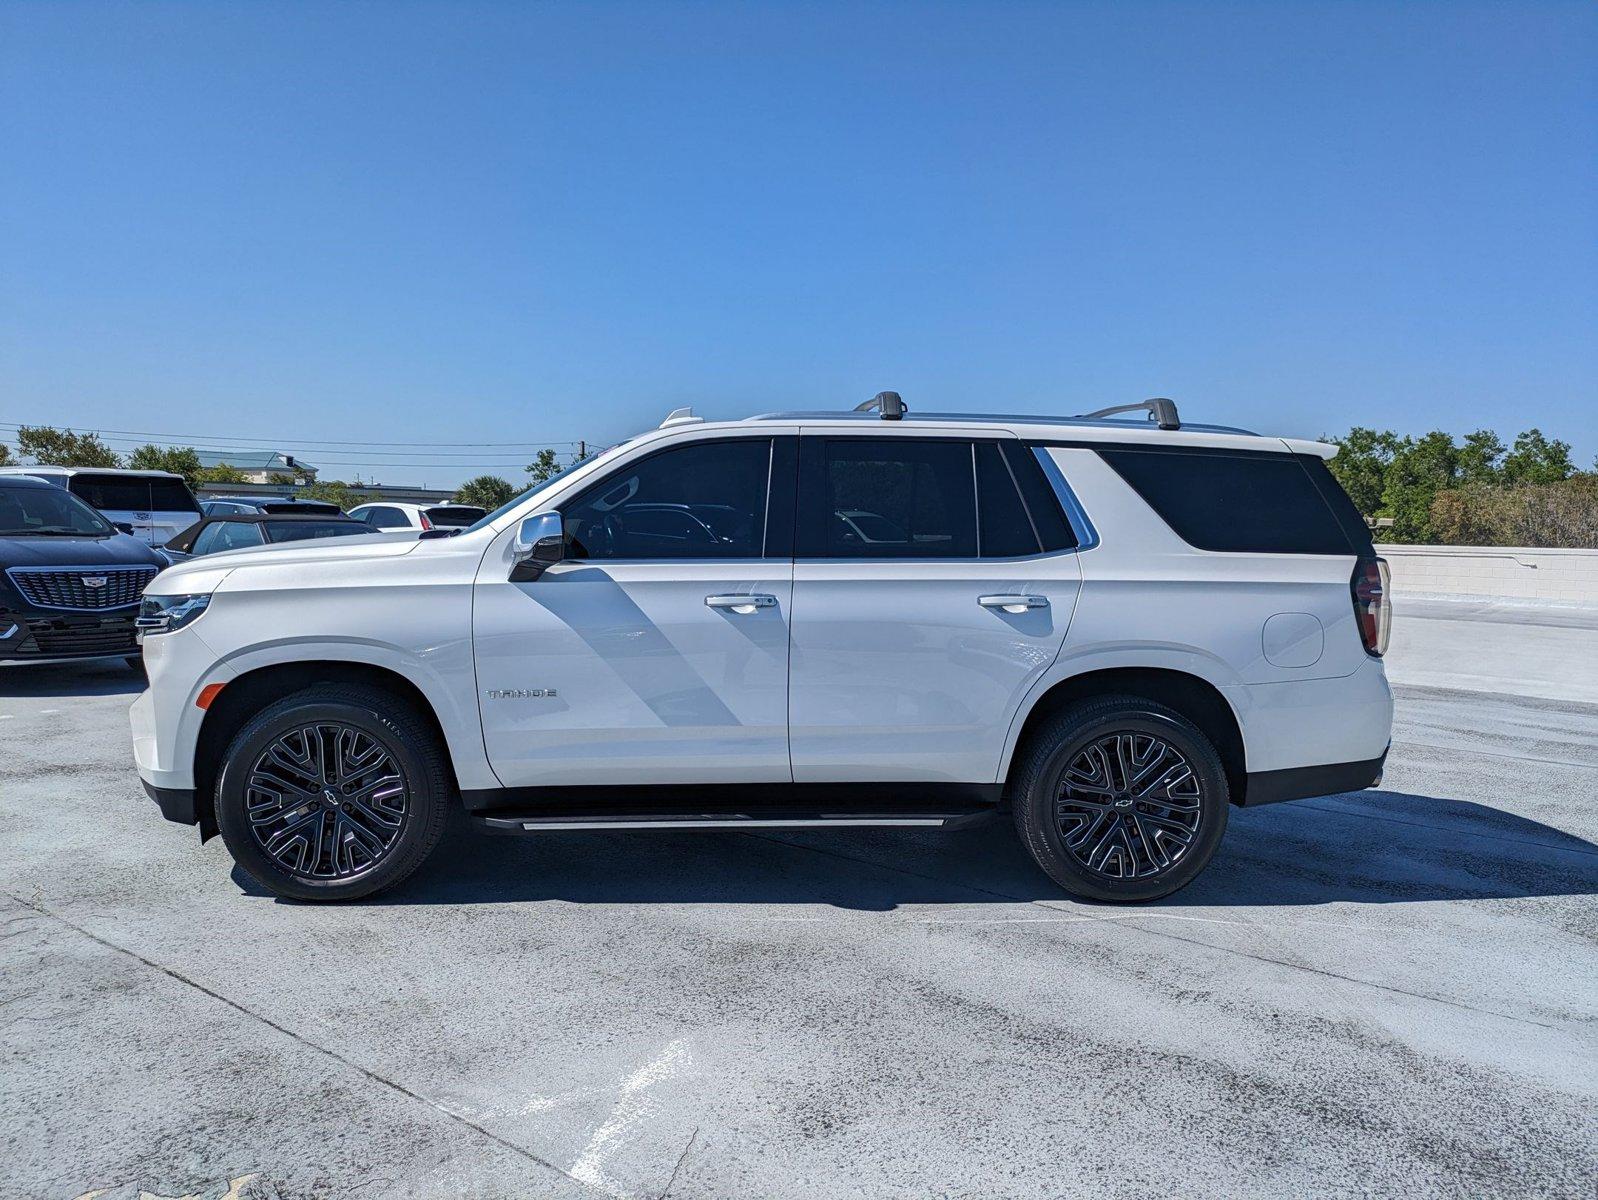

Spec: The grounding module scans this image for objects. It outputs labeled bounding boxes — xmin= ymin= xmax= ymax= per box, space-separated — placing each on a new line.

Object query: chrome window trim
xmin=1031 ymin=447 xmax=1100 ymax=551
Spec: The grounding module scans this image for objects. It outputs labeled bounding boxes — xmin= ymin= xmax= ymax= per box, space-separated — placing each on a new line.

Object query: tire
xmin=214 ymin=684 xmax=451 ymax=901
xmin=1010 ymin=695 xmax=1230 ymax=903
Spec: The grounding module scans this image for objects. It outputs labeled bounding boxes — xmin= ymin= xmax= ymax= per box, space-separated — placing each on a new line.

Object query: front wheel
xmin=215 ymin=684 xmax=450 ymax=901
xmin=1010 ymin=696 xmax=1230 ymax=903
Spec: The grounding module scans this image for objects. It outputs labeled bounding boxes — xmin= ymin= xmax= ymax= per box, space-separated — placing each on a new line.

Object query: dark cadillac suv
xmin=0 ymin=474 xmax=167 ymax=669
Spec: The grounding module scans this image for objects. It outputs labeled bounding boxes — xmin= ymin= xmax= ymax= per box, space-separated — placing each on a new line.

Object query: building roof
xmin=192 ymin=450 xmax=314 ymax=472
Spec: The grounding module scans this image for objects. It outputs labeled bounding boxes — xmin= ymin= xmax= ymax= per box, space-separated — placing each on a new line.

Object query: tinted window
xmin=363 ymin=507 xmax=410 ymax=529
xmin=976 ymin=442 xmax=1040 ymax=557
xmin=265 ymin=520 xmax=369 ymax=543
xmin=1096 ymin=448 xmax=1360 ymax=555
xmin=1011 ymin=444 xmax=1079 ymax=552
xmin=193 ymin=521 xmax=266 ymax=555
xmin=801 ymin=438 xmax=976 ymax=558
xmin=562 ymin=439 xmax=771 ymax=560
xmin=69 ymin=474 xmax=199 ymax=513
xmin=423 ymin=505 xmax=486 ymax=527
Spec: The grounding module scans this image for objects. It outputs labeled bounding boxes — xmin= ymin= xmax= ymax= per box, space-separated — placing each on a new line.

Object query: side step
xmin=474 ymin=808 xmax=995 ymax=835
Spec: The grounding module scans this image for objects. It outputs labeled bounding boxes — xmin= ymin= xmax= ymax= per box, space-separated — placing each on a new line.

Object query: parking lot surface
xmin=3 ymin=602 xmax=1596 ymax=1199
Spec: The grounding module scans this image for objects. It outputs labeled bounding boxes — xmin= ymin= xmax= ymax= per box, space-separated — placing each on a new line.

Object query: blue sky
xmin=2 ymin=1 xmax=1594 ymax=487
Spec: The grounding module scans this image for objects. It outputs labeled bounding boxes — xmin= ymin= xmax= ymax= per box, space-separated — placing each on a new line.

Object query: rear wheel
xmin=1011 ymin=695 xmax=1230 ymax=903
xmin=215 ymin=684 xmax=450 ymax=901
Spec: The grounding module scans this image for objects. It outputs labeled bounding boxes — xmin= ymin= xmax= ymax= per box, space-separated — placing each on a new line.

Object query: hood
xmin=151 ymin=530 xmax=420 ymax=591
xmin=0 ymin=531 xmax=166 ymax=569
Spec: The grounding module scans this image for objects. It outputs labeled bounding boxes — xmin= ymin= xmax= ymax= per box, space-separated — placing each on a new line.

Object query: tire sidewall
xmin=1023 ymin=706 xmax=1230 ymax=903
xmin=216 ymin=697 xmax=442 ymax=901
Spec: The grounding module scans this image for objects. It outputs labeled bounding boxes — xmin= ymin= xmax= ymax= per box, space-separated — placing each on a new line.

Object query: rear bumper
xmin=1241 ymin=746 xmax=1388 ymax=807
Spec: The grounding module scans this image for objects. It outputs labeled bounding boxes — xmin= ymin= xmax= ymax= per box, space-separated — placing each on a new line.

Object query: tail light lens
xmin=1352 ymin=557 xmax=1390 ymax=656
xmin=419 ymin=512 xmax=433 ymax=531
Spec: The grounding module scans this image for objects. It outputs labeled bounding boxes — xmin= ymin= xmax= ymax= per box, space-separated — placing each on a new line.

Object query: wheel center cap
xmin=1113 ymin=794 xmax=1133 ymax=808
xmin=321 ymin=788 xmax=341 ymax=808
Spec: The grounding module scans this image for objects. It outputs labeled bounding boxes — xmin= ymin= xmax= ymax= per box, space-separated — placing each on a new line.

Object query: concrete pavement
xmin=1 ymin=604 xmax=1595 ymax=1199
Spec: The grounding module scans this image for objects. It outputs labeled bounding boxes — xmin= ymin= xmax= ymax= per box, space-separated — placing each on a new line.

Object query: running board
xmin=474 ymin=809 xmax=993 ymax=834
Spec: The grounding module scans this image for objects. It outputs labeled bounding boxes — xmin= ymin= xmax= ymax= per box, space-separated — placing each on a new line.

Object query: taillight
xmin=419 ymin=513 xmax=432 ymax=531
xmin=1352 ymin=557 xmax=1390 ymax=656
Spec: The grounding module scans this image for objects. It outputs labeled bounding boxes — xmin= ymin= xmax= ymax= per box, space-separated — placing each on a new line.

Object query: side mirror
xmin=114 ymin=522 xmax=135 ymax=535
xmin=510 ymin=511 xmax=565 ymax=582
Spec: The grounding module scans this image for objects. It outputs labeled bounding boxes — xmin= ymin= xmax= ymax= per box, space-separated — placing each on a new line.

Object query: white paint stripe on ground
xmin=569 ymin=1039 xmax=691 ymax=1199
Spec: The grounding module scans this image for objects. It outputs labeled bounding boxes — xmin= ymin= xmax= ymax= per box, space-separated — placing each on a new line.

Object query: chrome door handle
xmin=705 ymin=593 xmax=778 ymax=613
xmin=978 ymin=594 xmax=1049 ymax=613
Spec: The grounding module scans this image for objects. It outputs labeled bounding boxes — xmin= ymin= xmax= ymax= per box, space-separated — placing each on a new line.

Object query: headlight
xmin=136 ymin=593 xmax=211 ymax=634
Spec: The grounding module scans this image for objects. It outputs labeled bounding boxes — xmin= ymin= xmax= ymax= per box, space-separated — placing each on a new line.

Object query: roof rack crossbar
xmin=854 ymin=390 xmax=907 ymax=421
xmin=1078 ymin=398 xmax=1181 ymax=431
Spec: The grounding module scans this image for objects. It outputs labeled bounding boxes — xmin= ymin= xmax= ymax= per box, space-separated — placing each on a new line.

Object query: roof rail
xmin=854 ymin=390 xmax=907 ymax=421
xmin=1078 ymin=398 xmax=1181 ymax=431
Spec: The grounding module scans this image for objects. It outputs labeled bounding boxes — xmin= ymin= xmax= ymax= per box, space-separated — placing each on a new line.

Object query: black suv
xmin=0 ymin=475 xmax=167 ymax=668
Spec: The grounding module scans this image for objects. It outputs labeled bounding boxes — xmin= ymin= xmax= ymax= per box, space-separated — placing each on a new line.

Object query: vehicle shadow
xmin=0 ymin=659 xmax=145 ymax=699
xmin=237 ymin=788 xmax=1598 ymax=909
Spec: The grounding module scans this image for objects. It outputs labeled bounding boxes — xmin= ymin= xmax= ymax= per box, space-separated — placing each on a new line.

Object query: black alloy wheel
xmin=215 ymin=684 xmax=450 ymax=901
xmin=1011 ymin=695 xmax=1230 ymax=903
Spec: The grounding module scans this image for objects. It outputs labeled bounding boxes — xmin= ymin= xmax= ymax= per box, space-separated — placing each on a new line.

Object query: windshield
xmin=0 ymin=484 xmax=115 ymax=536
xmin=463 ymin=456 xmax=601 ymax=534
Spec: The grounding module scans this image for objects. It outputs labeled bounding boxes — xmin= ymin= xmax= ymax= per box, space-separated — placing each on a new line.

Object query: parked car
xmin=0 ymin=466 xmax=201 ymax=547
xmin=346 ymin=501 xmax=486 ymax=532
xmin=132 ymin=395 xmax=1392 ymax=904
xmin=200 ymin=497 xmax=344 ymax=517
xmin=161 ymin=513 xmax=375 ymax=563
xmin=0 ymin=474 xmax=166 ymax=669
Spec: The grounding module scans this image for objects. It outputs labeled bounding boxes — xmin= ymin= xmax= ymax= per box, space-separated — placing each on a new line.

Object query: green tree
xmin=0 ymin=443 xmax=12 ymax=466
xmin=524 ymin=448 xmax=563 ymax=482
xmin=265 ymin=472 xmax=295 ymax=485
xmin=1325 ymin=427 xmax=1403 ymax=517
xmin=1456 ymin=430 xmax=1505 ymax=485
xmin=296 ymin=479 xmax=367 ymax=511
xmin=128 ymin=445 xmax=204 ymax=484
xmin=16 ymin=425 xmax=121 ymax=467
xmin=1501 ymin=428 xmax=1574 ymax=485
xmin=1380 ymin=431 xmax=1458 ymax=543
xmin=197 ymin=462 xmax=248 ymax=484
xmin=454 ymin=474 xmax=516 ymax=509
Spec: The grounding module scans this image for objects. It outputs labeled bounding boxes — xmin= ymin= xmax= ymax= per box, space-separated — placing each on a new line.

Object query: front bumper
xmin=142 ymin=778 xmax=199 ymax=825
xmin=0 ymin=610 xmax=140 ymax=662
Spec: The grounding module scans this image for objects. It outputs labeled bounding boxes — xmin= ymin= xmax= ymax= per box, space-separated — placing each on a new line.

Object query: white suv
xmin=131 ymin=396 xmax=1393 ymax=903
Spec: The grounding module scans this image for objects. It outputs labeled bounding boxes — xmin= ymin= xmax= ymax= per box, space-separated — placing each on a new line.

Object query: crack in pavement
xmin=745 ymin=833 xmax=1564 ymax=1032
xmin=3 ymin=892 xmax=608 ymax=1199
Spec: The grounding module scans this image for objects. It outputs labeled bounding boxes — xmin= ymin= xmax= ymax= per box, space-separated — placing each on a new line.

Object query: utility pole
xmin=577 ymin=440 xmax=586 ymax=462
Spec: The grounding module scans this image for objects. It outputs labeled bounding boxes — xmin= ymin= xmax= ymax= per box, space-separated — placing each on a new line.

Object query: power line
xmin=0 ymin=422 xmax=589 ymax=449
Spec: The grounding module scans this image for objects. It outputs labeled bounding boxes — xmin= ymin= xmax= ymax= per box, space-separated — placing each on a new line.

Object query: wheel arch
xmin=190 ymin=660 xmax=461 ymax=839
xmin=1002 ymin=666 xmax=1248 ymax=806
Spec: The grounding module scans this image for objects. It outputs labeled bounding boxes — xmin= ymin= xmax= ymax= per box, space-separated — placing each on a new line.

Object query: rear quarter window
xmin=1095 ymin=447 xmax=1369 ymax=555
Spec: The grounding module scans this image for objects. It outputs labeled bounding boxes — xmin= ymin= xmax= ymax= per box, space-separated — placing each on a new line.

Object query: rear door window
xmin=363 ymin=506 xmax=410 ymax=529
xmin=798 ymin=438 xmax=977 ymax=558
xmin=1095 ymin=448 xmax=1363 ymax=555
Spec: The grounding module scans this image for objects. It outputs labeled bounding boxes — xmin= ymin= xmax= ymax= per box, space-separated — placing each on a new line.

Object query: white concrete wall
xmin=1377 ymin=543 xmax=1598 ymax=607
